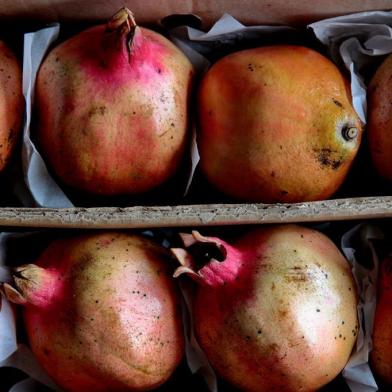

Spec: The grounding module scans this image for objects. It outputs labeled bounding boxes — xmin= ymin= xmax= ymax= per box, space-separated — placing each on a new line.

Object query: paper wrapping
xmin=309 ymin=11 xmax=392 ymax=123
xmin=341 ymin=224 xmax=384 ymax=391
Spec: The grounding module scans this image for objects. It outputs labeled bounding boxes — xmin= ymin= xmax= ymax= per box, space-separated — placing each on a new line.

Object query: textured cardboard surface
xmin=0 ymin=197 xmax=391 ymax=228
xmin=0 ymin=0 xmax=391 ymax=27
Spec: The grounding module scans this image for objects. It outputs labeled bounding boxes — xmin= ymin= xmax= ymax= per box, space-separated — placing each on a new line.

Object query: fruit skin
xmin=35 ymin=8 xmax=194 ymax=196
xmin=198 ymin=45 xmax=362 ymax=203
xmin=370 ymin=254 xmax=392 ymax=384
xmin=368 ymin=54 xmax=392 ymax=181
xmin=172 ymin=225 xmax=358 ymax=392
xmin=0 ymin=41 xmax=23 ymax=173
xmin=4 ymin=232 xmax=184 ymax=392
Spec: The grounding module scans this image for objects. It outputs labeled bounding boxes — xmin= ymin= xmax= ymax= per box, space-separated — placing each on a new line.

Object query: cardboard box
xmin=0 ymin=0 xmax=391 ymax=228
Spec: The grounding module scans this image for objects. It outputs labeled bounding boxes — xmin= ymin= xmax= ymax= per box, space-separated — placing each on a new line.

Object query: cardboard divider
xmin=0 ymin=0 xmax=392 ymax=27
xmin=0 ymin=196 xmax=390 ymax=229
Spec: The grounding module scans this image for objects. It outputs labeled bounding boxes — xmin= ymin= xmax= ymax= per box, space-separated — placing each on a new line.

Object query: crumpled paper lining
xmin=309 ymin=11 xmax=392 ymax=123
xmin=20 ymin=25 xmax=73 ymax=208
xmin=341 ymin=224 xmax=383 ymax=392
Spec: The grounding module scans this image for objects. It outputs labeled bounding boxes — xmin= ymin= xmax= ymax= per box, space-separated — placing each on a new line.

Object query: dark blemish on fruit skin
xmin=43 ymin=348 xmax=50 ymax=356
xmin=279 ymin=310 xmax=288 ymax=318
xmin=88 ymin=106 xmax=106 ymax=117
xmin=314 ymin=147 xmax=343 ymax=170
xmin=332 ymin=98 xmax=343 ymax=108
xmin=280 ymin=190 xmax=289 ymax=195
xmin=271 ymin=171 xmax=275 ymax=177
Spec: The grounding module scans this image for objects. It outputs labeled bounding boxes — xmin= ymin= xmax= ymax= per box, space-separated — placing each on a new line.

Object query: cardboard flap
xmin=0 ymin=0 xmax=391 ymax=27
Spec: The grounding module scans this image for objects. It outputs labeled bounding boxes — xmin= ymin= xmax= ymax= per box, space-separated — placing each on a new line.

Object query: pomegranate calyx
xmin=172 ymin=231 xmax=237 ymax=287
xmin=2 ymin=282 xmax=27 ymax=305
xmin=6 ymin=264 xmax=59 ymax=307
xmin=106 ymin=7 xmax=137 ymax=32
xmin=106 ymin=7 xmax=139 ymax=60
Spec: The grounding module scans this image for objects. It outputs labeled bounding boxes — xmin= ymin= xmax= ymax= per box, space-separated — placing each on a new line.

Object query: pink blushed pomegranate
xmin=3 ymin=232 xmax=184 ymax=392
xmin=172 ymin=225 xmax=358 ymax=392
xmin=35 ymin=8 xmax=194 ymax=195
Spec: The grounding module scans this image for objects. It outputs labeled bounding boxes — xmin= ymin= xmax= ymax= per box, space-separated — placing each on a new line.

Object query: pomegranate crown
xmin=171 ymin=231 xmax=242 ymax=287
xmin=1 ymin=264 xmax=59 ymax=308
xmin=105 ymin=7 xmax=140 ymax=60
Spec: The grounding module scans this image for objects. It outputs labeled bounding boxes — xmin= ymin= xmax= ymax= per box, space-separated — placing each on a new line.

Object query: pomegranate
xmin=172 ymin=225 xmax=358 ymax=391
xmin=367 ymin=53 xmax=392 ymax=181
xmin=197 ymin=45 xmax=362 ymax=203
xmin=370 ymin=254 xmax=392 ymax=384
xmin=35 ymin=8 xmax=194 ymax=196
xmin=0 ymin=41 xmax=23 ymax=173
xmin=3 ymin=232 xmax=184 ymax=391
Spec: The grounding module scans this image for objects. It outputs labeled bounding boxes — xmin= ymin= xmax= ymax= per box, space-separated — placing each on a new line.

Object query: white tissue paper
xmin=309 ymin=11 xmax=392 ymax=123
xmin=341 ymin=224 xmax=384 ymax=392
xmin=21 ymin=25 xmax=74 ymax=208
